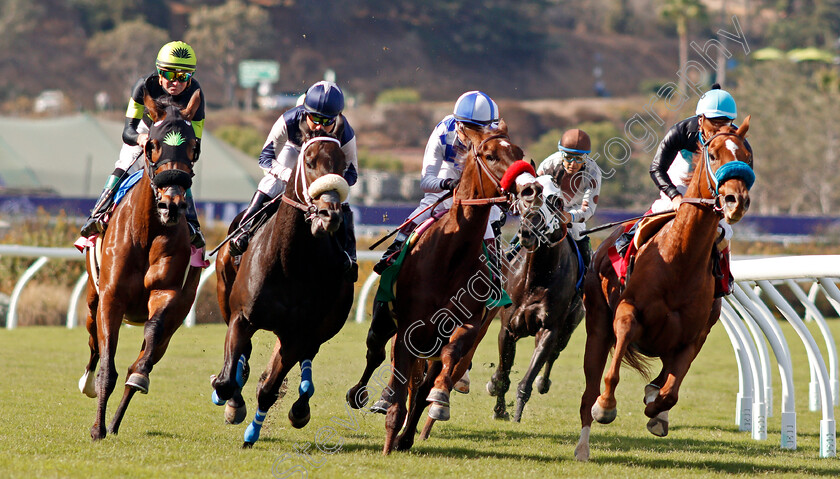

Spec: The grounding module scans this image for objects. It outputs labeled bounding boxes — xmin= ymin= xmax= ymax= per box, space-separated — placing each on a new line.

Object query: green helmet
xmin=156 ymin=41 xmax=196 ymax=72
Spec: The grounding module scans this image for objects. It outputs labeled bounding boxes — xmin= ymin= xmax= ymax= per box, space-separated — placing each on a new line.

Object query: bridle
xmin=144 ymin=119 xmax=196 ymax=204
xmin=281 ymin=136 xmax=343 ymax=222
xmin=682 ymin=130 xmax=755 ymax=214
xmin=452 ymin=133 xmax=515 ymax=207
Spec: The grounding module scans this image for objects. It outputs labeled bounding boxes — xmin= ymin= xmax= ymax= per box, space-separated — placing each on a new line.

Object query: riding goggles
xmin=157 ymin=68 xmax=193 ymax=83
xmin=308 ymin=112 xmax=337 ymax=126
xmin=561 ymin=151 xmax=586 ymax=164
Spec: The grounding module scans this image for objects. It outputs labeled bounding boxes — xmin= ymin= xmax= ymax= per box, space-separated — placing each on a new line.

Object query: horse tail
xmin=619 ymin=344 xmax=653 ymax=381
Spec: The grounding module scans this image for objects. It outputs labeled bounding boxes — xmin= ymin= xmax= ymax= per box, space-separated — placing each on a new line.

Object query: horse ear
xmin=144 ymin=93 xmax=161 ymax=122
xmin=736 ymin=115 xmax=751 ymax=137
xmin=530 ymin=158 xmax=536 ymax=170
xmin=180 ymin=89 xmax=201 ymax=121
xmin=497 ymin=118 xmax=508 ymax=134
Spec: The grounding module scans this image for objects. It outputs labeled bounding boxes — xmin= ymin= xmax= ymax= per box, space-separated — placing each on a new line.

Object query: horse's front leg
xmin=487 ymin=324 xmax=516 ymax=421
xmin=79 ymin=304 xmax=99 ymax=398
xmin=383 ymin=344 xmax=414 ymax=455
xmin=514 ymin=327 xmax=559 ymax=422
xmin=399 ymin=360 xmax=441 ymax=448
xmin=110 ymin=300 xmax=183 ymax=435
xmin=212 ymin=312 xmax=255 ymax=408
xmin=241 ymin=339 xmax=296 ymax=447
xmin=90 ymin=300 xmax=123 ymax=440
xmin=428 ymin=321 xmax=481 ymax=422
xmin=347 ymin=300 xmax=396 ymax=410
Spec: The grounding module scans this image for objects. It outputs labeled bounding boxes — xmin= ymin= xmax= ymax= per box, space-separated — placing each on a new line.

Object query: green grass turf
xmin=1 ymin=318 xmax=839 ymax=478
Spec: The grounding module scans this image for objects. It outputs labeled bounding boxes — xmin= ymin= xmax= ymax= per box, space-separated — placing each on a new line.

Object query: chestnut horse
xmin=487 ymin=194 xmax=584 ymax=422
xmin=575 ymin=118 xmax=755 ymax=461
xmin=346 ymin=121 xmax=543 ymax=454
xmin=211 ymin=131 xmax=354 ymax=447
xmin=79 ymin=91 xmax=203 ymax=440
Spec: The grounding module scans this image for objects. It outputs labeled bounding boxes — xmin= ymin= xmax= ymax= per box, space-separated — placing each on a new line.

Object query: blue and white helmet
xmin=303 ymin=81 xmax=345 ymax=118
xmin=453 ymin=91 xmax=499 ymax=126
xmin=696 ymin=86 xmax=737 ymax=120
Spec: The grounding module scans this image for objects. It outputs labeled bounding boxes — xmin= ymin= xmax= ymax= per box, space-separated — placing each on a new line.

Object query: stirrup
xmin=80 ymin=216 xmax=106 ymax=237
xmin=188 ymin=223 xmax=205 ymax=249
xmin=229 ymin=232 xmax=250 ymax=257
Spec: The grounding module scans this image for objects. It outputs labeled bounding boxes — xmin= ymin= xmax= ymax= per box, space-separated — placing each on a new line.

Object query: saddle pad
xmin=633 ymin=211 xmax=677 ymax=249
xmin=113 ymin=170 xmax=144 ymax=205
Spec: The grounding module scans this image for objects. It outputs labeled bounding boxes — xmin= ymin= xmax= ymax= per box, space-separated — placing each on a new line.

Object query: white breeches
xmin=409 ymin=191 xmax=501 ymax=241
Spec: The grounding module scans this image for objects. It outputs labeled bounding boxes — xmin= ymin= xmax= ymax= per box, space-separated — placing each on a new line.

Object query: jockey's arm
xmin=566 ymin=161 xmax=602 ymax=224
xmin=260 ymin=116 xmax=291 ymax=180
xmin=340 ymin=136 xmax=359 ymax=187
xmin=122 ymin=78 xmax=147 ymax=146
xmin=650 ymin=120 xmax=693 ymax=200
xmin=419 ymin=123 xmax=449 ymax=193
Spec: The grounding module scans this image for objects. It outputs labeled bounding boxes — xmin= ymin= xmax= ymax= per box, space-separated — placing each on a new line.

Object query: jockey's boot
xmin=575 ymin=235 xmax=592 ymax=270
xmin=505 ymin=234 xmax=522 ymax=262
xmin=614 ymin=219 xmax=640 ymax=257
xmin=340 ymin=203 xmax=358 ymax=282
xmin=80 ymin=172 xmax=123 ymax=237
xmin=372 ymin=221 xmax=417 ymax=275
xmin=184 ymin=188 xmax=205 ymax=249
xmin=484 ymin=238 xmax=504 ymax=296
xmin=229 ymin=191 xmax=272 ymax=257
xmin=713 ymin=245 xmax=733 ymax=298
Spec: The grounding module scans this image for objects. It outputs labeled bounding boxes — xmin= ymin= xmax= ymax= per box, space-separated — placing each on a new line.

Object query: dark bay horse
xmin=575 ymin=118 xmax=754 ymax=461
xmin=346 ymin=121 xmax=543 ymax=454
xmin=79 ymin=91 xmax=203 ymax=440
xmin=487 ymin=193 xmax=584 ymax=422
xmin=212 ymin=131 xmax=354 ymax=447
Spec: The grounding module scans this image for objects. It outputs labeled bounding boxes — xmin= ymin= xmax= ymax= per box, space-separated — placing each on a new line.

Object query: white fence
xmin=1 ymin=245 xmax=838 ymax=456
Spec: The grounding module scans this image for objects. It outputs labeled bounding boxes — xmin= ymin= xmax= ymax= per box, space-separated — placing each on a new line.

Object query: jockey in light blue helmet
xmin=695 ymin=87 xmax=737 ymax=120
xmin=453 ymin=90 xmax=499 ymax=126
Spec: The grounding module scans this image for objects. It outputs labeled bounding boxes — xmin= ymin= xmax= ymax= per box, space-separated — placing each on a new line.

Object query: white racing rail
xmin=1 ymin=245 xmax=837 ymax=456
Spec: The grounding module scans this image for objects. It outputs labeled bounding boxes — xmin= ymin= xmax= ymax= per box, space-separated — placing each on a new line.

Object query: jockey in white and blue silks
xmin=228 ymin=81 xmax=360 ymax=280
xmin=372 ymin=90 xmax=504 ymax=274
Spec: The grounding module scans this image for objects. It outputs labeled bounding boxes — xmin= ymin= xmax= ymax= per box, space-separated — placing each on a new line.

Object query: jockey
xmin=372 ymin=90 xmax=505 ymax=274
xmin=535 ymin=128 xmax=601 ymax=270
xmin=228 ymin=81 xmax=360 ymax=280
xmin=81 ymin=41 xmax=206 ymax=248
xmin=620 ymin=83 xmax=752 ymax=296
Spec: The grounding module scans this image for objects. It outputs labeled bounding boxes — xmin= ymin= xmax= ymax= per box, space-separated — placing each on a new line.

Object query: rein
xmin=453 ymin=133 xmax=513 ymax=206
xmin=281 ymin=136 xmax=343 ymax=222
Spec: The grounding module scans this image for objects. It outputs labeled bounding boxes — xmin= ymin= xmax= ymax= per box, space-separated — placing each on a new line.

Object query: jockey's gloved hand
xmin=442 ymin=178 xmax=459 ymax=191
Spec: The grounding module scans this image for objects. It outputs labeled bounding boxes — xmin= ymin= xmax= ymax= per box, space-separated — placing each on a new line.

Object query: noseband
xmin=145 ymin=123 xmax=196 ymax=203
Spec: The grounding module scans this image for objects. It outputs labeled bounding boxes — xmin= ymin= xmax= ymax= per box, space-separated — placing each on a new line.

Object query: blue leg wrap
xmin=235 ymin=354 xmax=247 ymax=388
xmin=211 ymin=389 xmax=225 ymax=406
xmin=299 ymin=359 xmax=314 ymax=399
xmin=244 ymin=408 xmax=267 ymax=444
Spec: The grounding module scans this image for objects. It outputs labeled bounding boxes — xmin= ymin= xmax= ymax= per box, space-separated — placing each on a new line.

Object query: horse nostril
xmin=521 ymin=186 xmax=535 ymax=199
xmin=724 ymin=194 xmax=737 ymax=205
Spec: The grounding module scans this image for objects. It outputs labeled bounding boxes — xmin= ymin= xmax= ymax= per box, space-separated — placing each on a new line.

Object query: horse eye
xmin=486 ymin=154 xmax=496 ymax=162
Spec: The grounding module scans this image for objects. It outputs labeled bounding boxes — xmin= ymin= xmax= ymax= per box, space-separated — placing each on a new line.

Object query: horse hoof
xmin=126 ymin=373 xmax=149 ymax=394
xmin=225 ymin=402 xmax=247 ymax=425
xmin=574 ymin=443 xmax=590 ymax=462
xmin=454 ymin=370 xmax=470 ymax=394
xmin=428 ymin=403 xmax=450 ymax=421
xmin=647 ymin=415 xmax=669 ymax=437
xmin=535 ymin=375 xmax=551 ymax=394
xmin=591 ymin=402 xmax=617 ymax=424
xmin=242 ymin=442 xmax=254 ymax=449
xmin=370 ymin=399 xmax=391 ymax=414
xmin=426 ymin=388 xmax=449 ymax=406
xmin=493 ymin=409 xmax=510 ymax=421
xmin=346 ymin=386 xmax=368 ymax=409
xmin=289 ymin=401 xmax=311 ymax=429
xmin=79 ymin=369 xmax=96 ymax=398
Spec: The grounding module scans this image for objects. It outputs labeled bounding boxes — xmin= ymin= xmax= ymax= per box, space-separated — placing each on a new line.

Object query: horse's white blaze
xmin=725 ymin=139 xmax=739 ymax=157
xmin=499 ymin=140 xmax=510 ymax=147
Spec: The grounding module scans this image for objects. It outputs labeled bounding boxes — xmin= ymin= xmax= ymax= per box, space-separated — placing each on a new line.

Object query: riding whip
xmin=207 ymin=194 xmax=284 ymax=256
xmin=368 ymin=191 xmax=454 ymax=250
xmin=579 ymin=209 xmax=675 ymax=236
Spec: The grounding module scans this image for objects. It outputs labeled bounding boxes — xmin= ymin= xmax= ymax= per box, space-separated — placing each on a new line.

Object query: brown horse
xmin=575 ymin=118 xmax=754 ymax=461
xmin=487 ymin=195 xmax=584 ymax=422
xmin=346 ymin=120 xmax=543 ymax=454
xmin=211 ymin=131 xmax=354 ymax=447
xmin=79 ymin=91 xmax=203 ymax=440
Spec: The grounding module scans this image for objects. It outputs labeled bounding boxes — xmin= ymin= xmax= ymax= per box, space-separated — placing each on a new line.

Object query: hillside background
xmin=1 ymin=0 xmax=840 ymax=213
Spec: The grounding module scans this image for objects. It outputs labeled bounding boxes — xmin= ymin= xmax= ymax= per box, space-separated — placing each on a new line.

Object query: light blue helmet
xmin=453 ymin=91 xmax=499 ymax=126
xmin=695 ymin=87 xmax=737 ymax=119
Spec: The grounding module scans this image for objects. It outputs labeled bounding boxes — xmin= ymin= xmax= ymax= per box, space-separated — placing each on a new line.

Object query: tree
xmin=185 ymin=0 xmax=271 ymax=107
xmin=86 ymin=20 xmax=169 ymax=96
xmin=660 ymin=0 xmax=708 ymax=95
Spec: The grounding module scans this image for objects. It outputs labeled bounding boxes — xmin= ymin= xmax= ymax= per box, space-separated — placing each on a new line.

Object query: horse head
xmin=517 ymin=193 xmax=571 ymax=251
xmin=698 ymin=115 xmax=754 ymax=224
xmin=289 ymin=131 xmax=348 ymax=237
xmin=142 ymin=90 xmax=201 ymax=227
xmin=456 ymin=119 xmax=542 ymax=214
